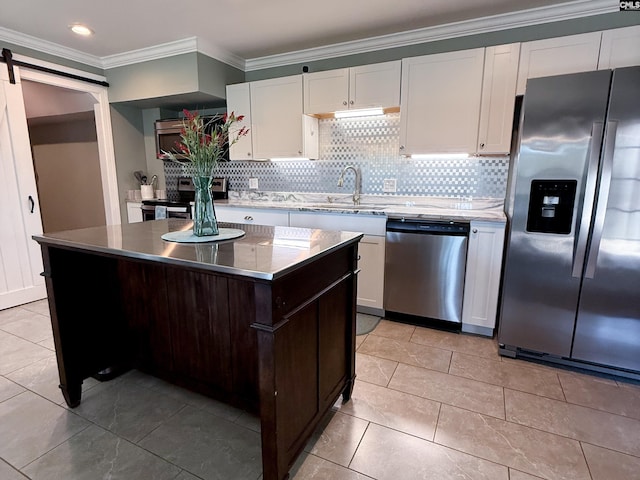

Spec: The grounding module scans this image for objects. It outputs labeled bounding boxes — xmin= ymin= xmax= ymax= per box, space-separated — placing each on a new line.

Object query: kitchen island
xmin=33 ymin=219 xmax=362 ymax=480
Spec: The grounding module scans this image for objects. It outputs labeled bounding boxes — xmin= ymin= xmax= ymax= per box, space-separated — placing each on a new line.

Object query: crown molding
xmin=195 ymin=38 xmax=246 ymax=71
xmin=245 ymin=0 xmax=617 ymax=71
xmin=101 ymin=37 xmax=245 ymax=70
xmin=1 ymin=27 xmax=245 ymax=72
xmin=101 ymin=37 xmax=198 ymax=69
xmin=0 ymin=26 xmax=103 ymax=68
xmin=0 ymin=0 xmax=619 ymax=74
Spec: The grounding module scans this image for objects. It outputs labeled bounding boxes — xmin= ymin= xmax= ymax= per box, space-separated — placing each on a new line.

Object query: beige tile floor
xmin=1 ymin=300 xmax=640 ymax=479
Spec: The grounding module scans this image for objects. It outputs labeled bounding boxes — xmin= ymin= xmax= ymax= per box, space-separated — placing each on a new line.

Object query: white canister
xmin=141 ymin=185 xmax=155 ymax=200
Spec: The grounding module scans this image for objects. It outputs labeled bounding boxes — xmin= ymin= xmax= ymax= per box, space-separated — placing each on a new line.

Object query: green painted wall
xmin=245 ymin=12 xmax=640 ymax=81
xmin=105 ymin=52 xmax=244 ymax=105
xmin=196 ymin=53 xmax=245 ymax=98
xmin=106 ymin=53 xmax=201 ymax=103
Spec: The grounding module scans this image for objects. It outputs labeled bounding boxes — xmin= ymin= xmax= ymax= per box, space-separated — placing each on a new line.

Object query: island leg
xmin=342 ymin=375 xmax=356 ymax=402
xmin=59 ymin=382 xmax=82 ymax=408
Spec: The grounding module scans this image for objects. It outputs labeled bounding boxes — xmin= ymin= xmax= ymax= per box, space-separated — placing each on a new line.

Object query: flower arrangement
xmin=164 ymin=109 xmax=249 ymax=177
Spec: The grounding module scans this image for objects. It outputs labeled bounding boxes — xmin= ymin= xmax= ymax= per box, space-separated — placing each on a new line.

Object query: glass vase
xmin=192 ymin=175 xmax=219 ymax=237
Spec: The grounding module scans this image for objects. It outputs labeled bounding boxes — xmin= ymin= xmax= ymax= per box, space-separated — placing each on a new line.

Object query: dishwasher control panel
xmin=386 ymin=219 xmax=469 ymax=235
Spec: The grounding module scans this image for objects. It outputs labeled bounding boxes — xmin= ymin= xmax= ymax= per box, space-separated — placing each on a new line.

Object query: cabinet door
xmin=477 ymin=43 xmax=520 ymax=155
xmin=126 ymin=202 xmax=143 ymax=223
xmin=226 ymin=83 xmax=254 ymax=160
xmin=349 ymin=61 xmax=401 ymax=110
xmin=356 ymin=234 xmax=385 ymax=311
xmin=303 ymin=69 xmax=349 ymax=114
xmin=516 ymin=32 xmax=601 ymax=94
xmin=400 ymin=49 xmax=485 ymax=155
xmin=289 ymin=211 xmax=386 ymax=312
xmin=215 ymin=206 xmax=289 ymax=226
xmin=461 ymin=221 xmax=505 ymax=335
xmin=251 ymin=75 xmax=304 ymax=159
xmin=598 ymin=25 xmax=640 ymax=69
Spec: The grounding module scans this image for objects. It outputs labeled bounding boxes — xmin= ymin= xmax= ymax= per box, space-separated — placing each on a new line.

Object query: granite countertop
xmin=33 ymin=220 xmax=363 ymax=281
xmin=215 ymin=192 xmax=507 ymax=223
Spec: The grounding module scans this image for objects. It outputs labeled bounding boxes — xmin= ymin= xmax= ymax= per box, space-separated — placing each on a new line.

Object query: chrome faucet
xmin=337 ymin=165 xmax=362 ymax=205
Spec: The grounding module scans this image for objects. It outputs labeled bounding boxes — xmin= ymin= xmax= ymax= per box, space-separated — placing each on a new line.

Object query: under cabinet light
xmin=334 ymin=107 xmax=384 ymax=119
xmin=410 ymin=153 xmax=470 ymax=159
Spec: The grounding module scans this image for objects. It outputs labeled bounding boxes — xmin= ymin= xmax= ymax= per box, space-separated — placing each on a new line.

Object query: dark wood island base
xmin=34 ymin=220 xmax=362 ymax=480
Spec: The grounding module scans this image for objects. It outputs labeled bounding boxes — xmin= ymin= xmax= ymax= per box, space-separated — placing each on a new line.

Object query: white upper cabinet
xmin=516 ymin=32 xmax=602 ymax=94
xmin=399 ymin=48 xmax=484 ymax=155
xmin=251 ymin=75 xmax=303 ymax=159
xmin=227 ymin=75 xmax=318 ymax=160
xmin=303 ymin=61 xmax=401 ymax=114
xmin=477 ymin=43 xmax=520 ymax=155
xmin=598 ymin=25 xmax=640 ymax=70
xmin=225 ymin=83 xmax=254 ymax=161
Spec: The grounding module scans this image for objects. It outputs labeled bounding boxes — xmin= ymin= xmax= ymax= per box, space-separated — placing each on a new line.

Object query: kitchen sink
xmin=309 ymin=203 xmax=386 ymax=211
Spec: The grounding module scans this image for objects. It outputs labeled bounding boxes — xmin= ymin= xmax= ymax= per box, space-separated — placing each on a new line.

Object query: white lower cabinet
xmin=289 ymin=211 xmax=386 ymax=313
xmin=214 ymin=205 xmax=289 ymax=226
xmin=461 ymin=221 xmax=505 ymax=336
xmin=127 ymin=202 xmax=142 ymax=223
xmin=355 ymin=235 xmax=385 ymax=312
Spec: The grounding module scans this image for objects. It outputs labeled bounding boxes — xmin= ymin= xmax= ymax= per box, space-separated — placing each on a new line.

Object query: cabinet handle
xmin=343 ymin=101 xmax=348 ymax=106
xmin=472 ymin=228 xmax=478 ymax=234
xmin=298 ymin=150 xmax=302 ymax=155
xmin=479 ymin=143 xmax=485 ymax=149
xmin=244 ymin=216 xmax=254 ymax=221
xmin=247 ymin=152 xmax=252 ymax=156
xmin=399 ymin=145 xmax=405 ymax=150
xmin=349 ymin=100 xmax=354 ymax=105
xmin=28 ymin=195 xmax=35 ymax=213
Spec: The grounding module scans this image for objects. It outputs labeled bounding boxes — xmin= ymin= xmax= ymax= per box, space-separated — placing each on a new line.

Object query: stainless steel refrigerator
xmin=499 ymin=66 xmax=640 ymax=376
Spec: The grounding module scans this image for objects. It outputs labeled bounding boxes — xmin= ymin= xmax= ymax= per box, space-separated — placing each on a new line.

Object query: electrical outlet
xmin=248 ymin=177 xmax=259 ymax=190
xmin=383 ymin=178 xmax=397 ymax=193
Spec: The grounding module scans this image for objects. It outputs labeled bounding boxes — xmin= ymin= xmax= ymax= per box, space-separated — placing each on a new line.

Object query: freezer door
xmin=572 ymin=67 xmax=640 ymax=371
xmin=499 ymin=70 xmax=611 ymax=357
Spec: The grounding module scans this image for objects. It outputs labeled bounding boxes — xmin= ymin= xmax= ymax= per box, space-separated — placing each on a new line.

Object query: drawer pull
xmin=244 ymin=216 xmax=254 ymax=221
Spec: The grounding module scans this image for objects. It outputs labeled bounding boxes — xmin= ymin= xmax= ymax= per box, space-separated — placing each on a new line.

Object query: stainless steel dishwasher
xmin=384 ymin=218 xmax=469 ymax=323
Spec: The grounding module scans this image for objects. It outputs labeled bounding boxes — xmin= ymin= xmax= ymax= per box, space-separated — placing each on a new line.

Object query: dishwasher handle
xmin=386 ymin=219 xmax=469 ymax=235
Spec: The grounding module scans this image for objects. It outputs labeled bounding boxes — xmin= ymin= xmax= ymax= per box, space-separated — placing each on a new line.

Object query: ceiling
xmin=0 ymin=0 xmax=616 ymax=70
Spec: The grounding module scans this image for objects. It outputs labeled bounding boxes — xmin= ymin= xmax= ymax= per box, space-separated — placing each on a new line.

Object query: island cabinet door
xmin=165 ymin=269 xmax=233 ymax=391
xmin=119 ymin=260 xmax=172 ymax=373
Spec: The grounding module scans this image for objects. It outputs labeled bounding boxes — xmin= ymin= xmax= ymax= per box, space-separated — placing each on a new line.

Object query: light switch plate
xmin=249 ymin=177 xmax=259 ymax=190
xmin=383 ymin=178 xmax=397 ymax=193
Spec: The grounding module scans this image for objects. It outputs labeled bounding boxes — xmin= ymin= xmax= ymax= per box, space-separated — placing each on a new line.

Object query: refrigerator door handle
xmin=572 ymin=122 xmax=604 ymax=278
xmin=584 ymin=121 xmax=617 ymax=279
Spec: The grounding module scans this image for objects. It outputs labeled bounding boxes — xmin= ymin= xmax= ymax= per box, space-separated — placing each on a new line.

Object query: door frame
xmin=13 ymin=55 xmax=121 ymax=225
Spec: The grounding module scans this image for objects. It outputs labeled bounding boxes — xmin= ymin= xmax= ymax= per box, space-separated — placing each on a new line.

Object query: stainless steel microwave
xmin=155 ymin=116 xmax=229 ymax=161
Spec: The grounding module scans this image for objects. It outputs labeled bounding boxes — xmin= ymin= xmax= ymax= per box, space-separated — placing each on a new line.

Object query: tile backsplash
xmin=164 ymin=113 xmax=510 ymax=201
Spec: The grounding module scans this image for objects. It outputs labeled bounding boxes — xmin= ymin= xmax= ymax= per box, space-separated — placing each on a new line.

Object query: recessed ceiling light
xmin=69 ymin=24 xmax=93 ymax=36
xmin=334 ymin=107 xmax=384 ymax=119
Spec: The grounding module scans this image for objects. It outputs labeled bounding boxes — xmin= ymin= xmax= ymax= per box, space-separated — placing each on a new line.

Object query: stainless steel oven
xmin=155 ymin=116 xmax=229 ymax=161
xmin=141 ymin=201 xmax=191 ymax=221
